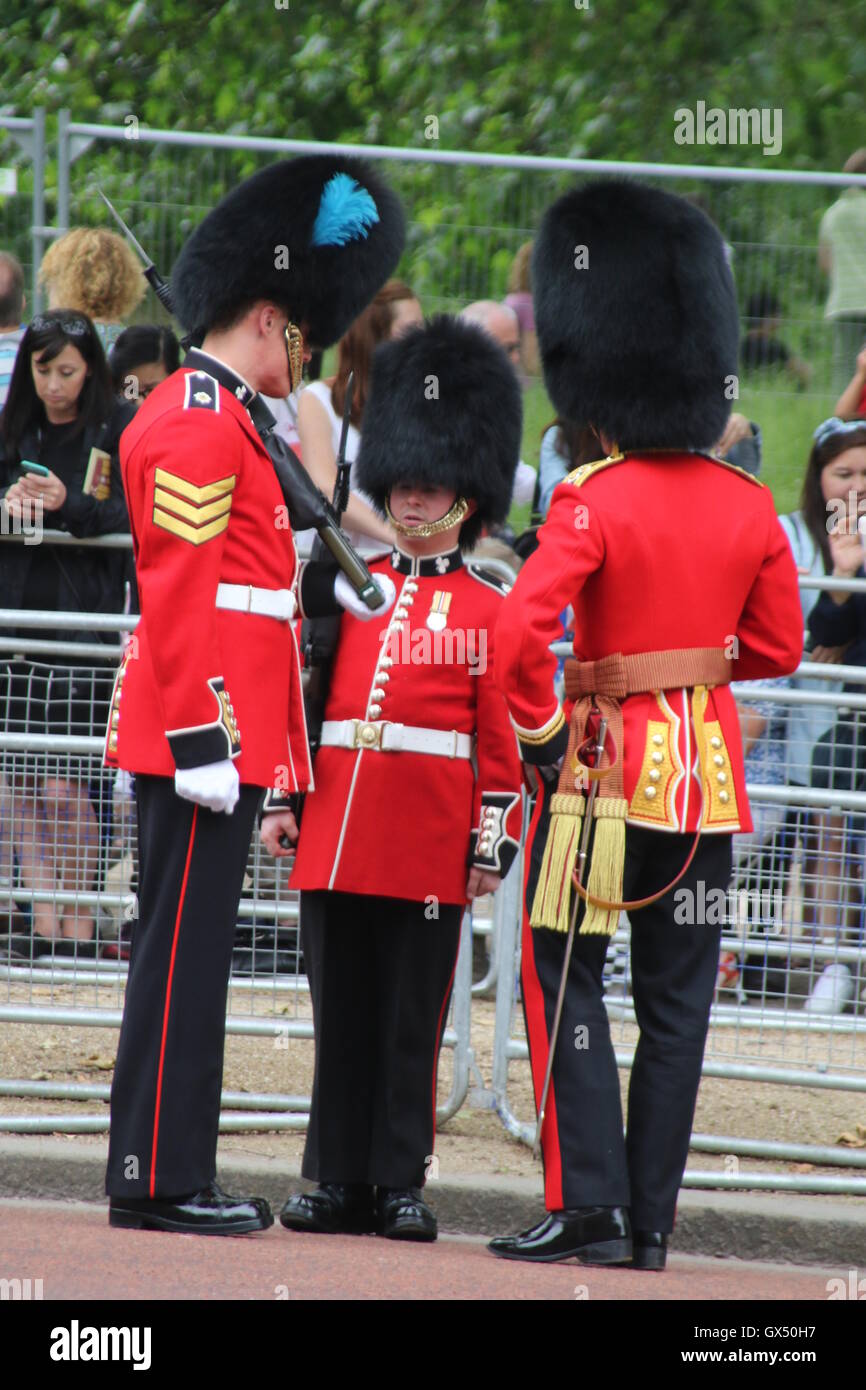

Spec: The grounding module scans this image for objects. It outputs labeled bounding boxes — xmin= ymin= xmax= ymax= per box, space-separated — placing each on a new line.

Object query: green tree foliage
xmin=1 ymin=0 xmax=862 ymax=507
xmin=2 ymin=0 xmax=865 ymax=167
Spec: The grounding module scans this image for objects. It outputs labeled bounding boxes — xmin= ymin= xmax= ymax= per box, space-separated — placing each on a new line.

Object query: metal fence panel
xmin=0 ymin=598 xmax=472 ymax=1132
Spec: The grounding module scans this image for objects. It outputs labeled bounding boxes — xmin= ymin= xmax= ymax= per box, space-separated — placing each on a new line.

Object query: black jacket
xmin=0 ymin=400 xmax=136 ymax=652
xmin=807 ymin=574 xmax=866 ymax=689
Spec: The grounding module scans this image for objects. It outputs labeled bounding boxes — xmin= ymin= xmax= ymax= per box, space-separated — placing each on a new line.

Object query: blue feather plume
xmin=311 ymin=173 xmax=380 ymax=248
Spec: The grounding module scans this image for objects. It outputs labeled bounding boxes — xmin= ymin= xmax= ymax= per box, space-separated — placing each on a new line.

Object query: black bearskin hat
xmin=171 ymin=156 xmax=405 ymax=348
xmin=532 ymin=179 xmax=739 ymax=451
xmin=355 ymin=314 xmax=522 ymax=551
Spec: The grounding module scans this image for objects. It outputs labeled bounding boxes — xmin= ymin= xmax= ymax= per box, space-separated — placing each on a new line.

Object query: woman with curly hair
xmin=38 ymin=227 xmax=146 ymax=351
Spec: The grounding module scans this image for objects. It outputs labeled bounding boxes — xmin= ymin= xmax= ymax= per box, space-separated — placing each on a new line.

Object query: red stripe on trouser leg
xmin=521 ymin=792 xmax=564 ymax=1211
xmin=149 ymin=804 xmax=198 ymax=1198
xmin=430 ymin=938 xmax=461 ymax=1150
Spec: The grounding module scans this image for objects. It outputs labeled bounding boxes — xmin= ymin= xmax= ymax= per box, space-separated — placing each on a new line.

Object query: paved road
xmin=0 ymin=1199 xmax=847 ymax=1302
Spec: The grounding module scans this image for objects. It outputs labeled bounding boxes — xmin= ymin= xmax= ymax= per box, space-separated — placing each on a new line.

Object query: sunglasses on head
xmin=813 ymin=416 xmax=866 ymax=449
xmin=29 ymin=313 xmax=90 ymax=338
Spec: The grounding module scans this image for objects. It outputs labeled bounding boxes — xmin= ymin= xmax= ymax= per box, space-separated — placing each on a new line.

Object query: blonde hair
xmin=507 ymin=241 xmax=533 ymax=295
xmin=39 ymin=227 xmax=146 ymax=321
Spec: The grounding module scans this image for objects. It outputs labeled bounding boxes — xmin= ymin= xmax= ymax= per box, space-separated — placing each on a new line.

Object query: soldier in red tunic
xmin=104 ymin=156 xmax=404 ymax=1235
xmin=262 ymin=316 xmax=524 ymax=1240
xmin=487 ymin=181 xmax=803 ymax=1268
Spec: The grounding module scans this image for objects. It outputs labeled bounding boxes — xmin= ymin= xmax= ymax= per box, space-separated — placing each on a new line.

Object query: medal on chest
xmin=426 ymin=590 xmax=452 ymax=632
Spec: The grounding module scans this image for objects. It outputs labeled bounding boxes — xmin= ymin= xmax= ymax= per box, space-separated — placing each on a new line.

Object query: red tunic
xmin=495 ymin=452 xmax=803 ymax=834
xmin=290 ymin=547 xmax=524 ymax=905
xmin=104 ymin=363 xmax=312 ymax=791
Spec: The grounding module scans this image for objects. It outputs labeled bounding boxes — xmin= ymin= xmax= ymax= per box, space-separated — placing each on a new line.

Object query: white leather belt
xmin=216 ymin=583 xmax=296 ymax=621
xmin=321 ymin=719 xmax=473 ymax=759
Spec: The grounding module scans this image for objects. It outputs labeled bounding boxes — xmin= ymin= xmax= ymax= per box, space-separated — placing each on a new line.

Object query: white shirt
xmin=819 ymin=188 xmax=866 ymax=319
xmin=295 ymin=379 xmax=386 ymax=561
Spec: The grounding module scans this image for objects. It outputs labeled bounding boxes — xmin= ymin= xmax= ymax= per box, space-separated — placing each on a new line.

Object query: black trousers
xmin=300 ymin=890 xmax=462 ymax=1189
xmin=105 ymin=774 xmax=261 ymax=1199
xmin=522 ymin=793 xmax=730 ymax=1232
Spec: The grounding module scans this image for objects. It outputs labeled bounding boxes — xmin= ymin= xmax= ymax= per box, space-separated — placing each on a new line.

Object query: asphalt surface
xmin=0 ymin=1199 xmax=850 ymax=1302
xmin=2 ymin=1137 xmax=866 ymax=1270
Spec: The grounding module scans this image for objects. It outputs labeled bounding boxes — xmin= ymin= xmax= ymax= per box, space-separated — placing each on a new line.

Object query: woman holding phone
xmin=0 ymin=309 xmax=134 ymax=954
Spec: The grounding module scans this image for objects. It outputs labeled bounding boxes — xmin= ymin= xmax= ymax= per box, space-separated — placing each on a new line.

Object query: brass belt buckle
xmin=353 ymin=719 xmax=383 ymax=750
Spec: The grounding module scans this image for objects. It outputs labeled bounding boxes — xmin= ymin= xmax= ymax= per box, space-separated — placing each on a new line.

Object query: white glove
xmin=174 ymin=759 xmax=240 ymax=814
xmin=334 ymin=570 xmax=396 ymax=622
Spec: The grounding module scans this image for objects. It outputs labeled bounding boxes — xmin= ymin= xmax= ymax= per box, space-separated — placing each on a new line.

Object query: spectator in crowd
xmin=296 ymin=279 xmax=422 ymax=557
xmin=504 ymin=241 xmax=540 ymax=378
xmin=835 ymin=342 xmax=866 ymax=418
xmin=0 ymin=310 xmax=134 ymax=955
xmin=730 ymin=676 xmax=792 ymax=1000
xmin=803 ymin=416 xmax=866 ymax=1013
xmin=460 ymin=300 xmax=536 ymax=509
xmin=819 ymin=150 xmax=866 ymax=393
xmin=0 ymin=252 xmax=26 ymax=409
xmin=0 ymin=256 xmax=27 ymax=909
xmin=536 ymin=420 xmax=604 ymax=519
xmin=108 ymin=324 xmax=181 ymax=410
xmin=535 ymin=412 xmax=764 ymax=522
xmin=38 ymin=227 xmax=146 ymax=352
xmin=740 ymin=288 xmax=811 ymax=390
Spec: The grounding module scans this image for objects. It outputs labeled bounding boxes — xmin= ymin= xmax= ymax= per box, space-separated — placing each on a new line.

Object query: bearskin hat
xmin=532 ymin=179 xmax=739 ymax=451
xmin=355 ymin=314 xmax=522 ymax=551
xmin=171 ymin=156 xmax=405 ymax=348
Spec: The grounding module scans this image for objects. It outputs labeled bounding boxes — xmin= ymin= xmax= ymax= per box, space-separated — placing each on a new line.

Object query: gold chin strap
xmin=285 ymin=323 xmax=304 ymax=392
xmin=385 ymin=495 xmax=469 ymax=538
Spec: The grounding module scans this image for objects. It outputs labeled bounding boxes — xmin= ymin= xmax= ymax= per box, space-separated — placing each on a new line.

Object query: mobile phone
xmin=20 ymin=460 xmax=51 ymax=477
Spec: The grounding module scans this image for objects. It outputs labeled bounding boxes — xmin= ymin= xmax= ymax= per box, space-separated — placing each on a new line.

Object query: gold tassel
xmin=579 ymin=796 xmax=628 ymax=936
xmin=529 ymin=794 xmax=584 ymax=933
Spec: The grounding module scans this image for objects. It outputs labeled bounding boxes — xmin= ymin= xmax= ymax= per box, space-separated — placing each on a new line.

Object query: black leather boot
xmin=109 ymin=1181 xmax=273 ymax=1235
xmin=632 ymin=1229 xmax=668 ymax=1270
xmin=488 ymin=1206 xmax=632 ymax=1264
xmin=376 ymin=1187 xmax=437 ymax=1241
xmin=279 ymin=1182 xmax=376 ymax=1234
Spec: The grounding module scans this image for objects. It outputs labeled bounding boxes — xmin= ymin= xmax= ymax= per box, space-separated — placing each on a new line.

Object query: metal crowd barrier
xmin=0 ymin=592 xmax=474 ymax=1133
xmin=5 ymin=555 xmax=866 ymax=1192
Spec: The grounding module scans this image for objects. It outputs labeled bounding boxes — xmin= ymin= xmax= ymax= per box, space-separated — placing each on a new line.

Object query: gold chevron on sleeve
xmin=154 ymin=468 xmax=237 ymax=504
xmin=153 ymin=507 xmax=232 ymax=545
xmin=153 ymin=486 xmax=233 ymax=526
xmin=152 ymin=468 xmax=236 ymax=544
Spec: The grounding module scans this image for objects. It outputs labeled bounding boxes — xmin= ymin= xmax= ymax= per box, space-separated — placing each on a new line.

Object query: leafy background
xmin=2 ymin=0 xmax=865 ymax=516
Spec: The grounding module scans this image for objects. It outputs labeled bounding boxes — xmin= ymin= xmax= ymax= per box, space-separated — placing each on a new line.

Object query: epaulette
xmin=564 ymin=452 xmax=626 ymax=488
xmin=703 ymin=452 xmax=764 ymax=487
xmin=182 ymin=371 xmax=221 ymax=413
xmin=466 ymin=562 xmax=513 ymax=595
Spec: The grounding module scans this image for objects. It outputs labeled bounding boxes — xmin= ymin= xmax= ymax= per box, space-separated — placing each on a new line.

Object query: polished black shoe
xmin=632 ymin=1229 xmax=667 ymax=1270
xmin=109 ymin=1181 xmax=273 ymax=1235
xmin=376 ymin=1187 xmax=438 ymax=1242
xmin=488 ymin=1206 xmax=632 ymax=1264
xmin=279 ymin=1182 xmax=376 ymax=1235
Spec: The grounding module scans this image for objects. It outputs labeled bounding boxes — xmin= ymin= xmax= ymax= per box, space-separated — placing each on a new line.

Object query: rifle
xmin=300 ymin=371 xmax=356 ymax=757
